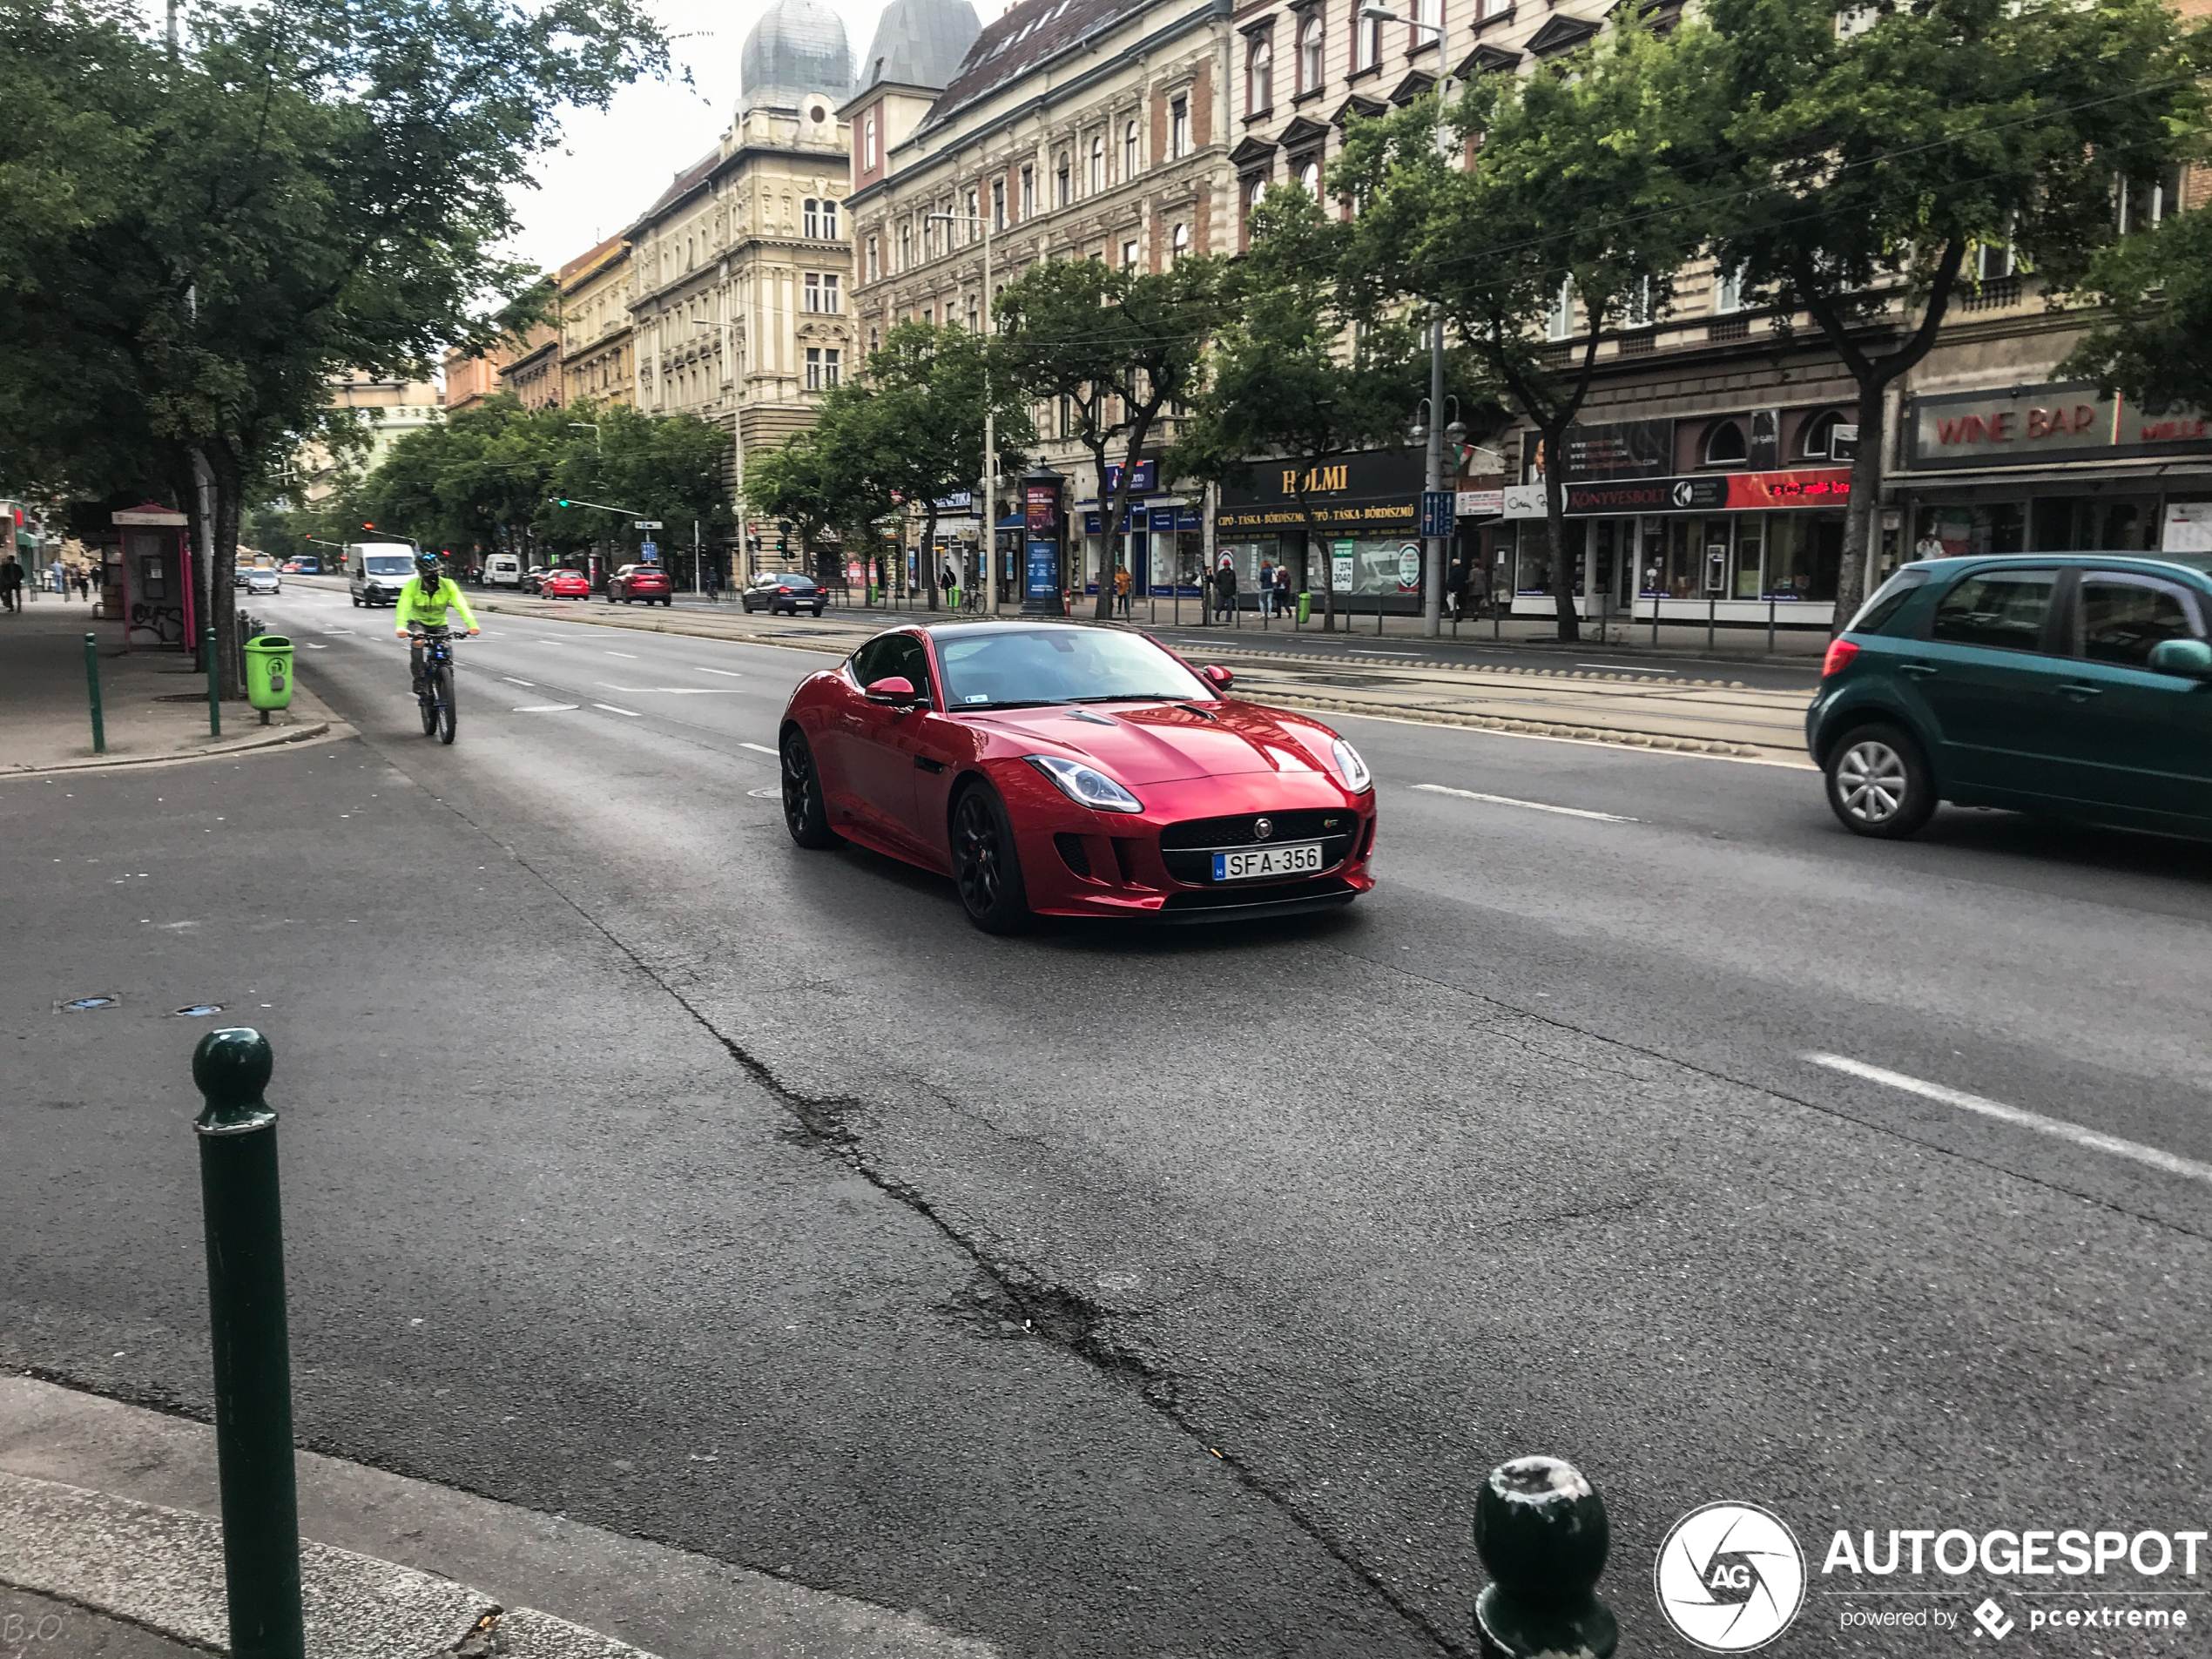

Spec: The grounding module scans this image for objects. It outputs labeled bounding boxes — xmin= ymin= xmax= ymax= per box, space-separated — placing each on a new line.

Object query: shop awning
xmin=1888 ymin=460 xmax=2212 ymax=492
xmin=996 ymin=512 xmax=1023 ymax=529
xmin=15 ymin=528 xmax=37 ymax=549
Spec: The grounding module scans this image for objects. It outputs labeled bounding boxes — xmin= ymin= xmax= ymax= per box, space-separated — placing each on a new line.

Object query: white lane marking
xmin=593 ymin=703 xmax=642 ymax=718
xmin=598 ymin=684 xmax=743 ymax=695
xmin=604 ymin=651 xmax=638 ymax=659
xmin=502 ymin=677 xmax=536 ymax=687
xmin=691 ymin=666 xmax=744 ymax=678
xmin=1803 ymin=1053 xmax=2212 ymax=1186
xmin=305 ymin=643 xmax=328 ymax=650
xmin=513 ymin=704 xmax=578 ymax=713
xmin=739 ymin=741 xmax=779 ymax=756
xmin=1410 ymin=783 xmax=1638 ymax=822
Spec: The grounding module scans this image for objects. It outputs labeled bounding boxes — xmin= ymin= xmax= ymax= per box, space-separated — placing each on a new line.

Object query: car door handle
xmin=1898 ymin=662 xmax=1939 ymax=678
xmin=2058 ymin=682 xmax=2104 ymax=700
xmin=914 ymin=756 xmax=946 ymax=773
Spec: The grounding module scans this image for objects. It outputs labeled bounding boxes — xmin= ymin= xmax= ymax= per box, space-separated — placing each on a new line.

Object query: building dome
xmin=739 ymin=0 xmax=853 ymax=116
xmin=860 ymin=0 xmax=980 ymax=91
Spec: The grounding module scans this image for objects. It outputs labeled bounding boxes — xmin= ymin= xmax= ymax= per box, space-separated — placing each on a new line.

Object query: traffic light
xmin=553 ymin=498 xmax=575 ymax=509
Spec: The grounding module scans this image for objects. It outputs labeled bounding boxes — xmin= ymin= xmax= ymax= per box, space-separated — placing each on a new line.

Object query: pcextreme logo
xmin=1655 ymin=1502 xmax=1809 ymax=1652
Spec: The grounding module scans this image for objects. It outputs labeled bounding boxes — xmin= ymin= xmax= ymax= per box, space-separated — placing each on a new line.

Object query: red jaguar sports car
xmin=777 ymin=622 xmax=1378 ymax=930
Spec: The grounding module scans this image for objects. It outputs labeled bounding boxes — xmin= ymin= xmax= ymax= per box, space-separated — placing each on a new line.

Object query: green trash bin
xmin=243 ymin=634 xmax=293 ymax=715
xmin=1296 ymin=591 xmax=1312 ymax=625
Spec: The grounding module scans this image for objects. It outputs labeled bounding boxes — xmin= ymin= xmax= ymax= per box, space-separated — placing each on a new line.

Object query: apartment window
xmin=1123 ymin=238 xmax=1140 ymax=268
xmin=1547 ymin=276 xmax=1573 ymax=340
xmin=1356 ymin=8 xmax=1380 ymax=71
xmin=822 ymin=199 xmax=839 ymax=239
xmin=1712 ymin=262 xmax=1745 ymax=314
xmin=806 ymin=347 xmax=823 ymax=389
xmin=1171 ymin=221 xmax=1190 ymax=263
xmin=869 ymin=327 xmax=880 ymax=354
xmin=1298 ymin=16 xmax=1324 ymax=91
xmin=1800 ymin=409 xmax=1854 ymax=461
xmin=1249 ymin=41 xmax=1273 ymax=113
xmin=1298 ymin=155 xmax=1321 ymax=198
xmin=1413 ymin=0 xmax=1441 ymax=39
xmin=1977 ymin=238 xmax=2016 ymax=281
xmin=2118 ymin=167 xmax=2182 ymax=233
xmin=823 ymin=273 xmax=840 ymax=312
xmin=1703 ymin=419 xmax=1748 ymax=466
xmin=1020 ymin=165 xmax=1035 ymax=219
xmin=805 ymin=272 xmax=823 ymax=311
xmin=921 ymin=307 xmax=932 ymax=326
xmin=1124 ymin=119 xmax=1139 ymax=177
xmin=966 ymin=188 xmax=979 ymax=236
xmin=1090 ymin=137 xmax=1105 ymax=193
xmin=867 ymin=236 xmax=880 ymax=281
xmin=992 ymin=178 xmax=1007 ymax=229
xmin=804 ymin=198 xmax=820 ymax=238
xmin=864 ymin=113 xmax=878 ymax=169
xmin=1171 ymin=95 xmax=1190 ymax=158
xmin=968 ymin=296 xmax=980 ymax=332
xmin=1056 ymin=155 xmax=1071 ymax=206
xmin=1620 ymin=275 xmax=1653 ymax=329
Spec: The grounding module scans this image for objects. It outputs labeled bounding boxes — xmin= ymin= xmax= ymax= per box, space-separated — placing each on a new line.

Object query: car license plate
xmin=1212 ymin=842 xmax=1324 ymax=882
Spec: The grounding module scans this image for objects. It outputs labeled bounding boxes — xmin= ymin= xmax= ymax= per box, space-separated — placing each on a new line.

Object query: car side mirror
xmin=2148 ymin=637 xmax=2212 ymax=678
xmin=1201 ymin=664 xmax=1234 ymax=691
xmin=865 ymin=675 xmax=921 ymax=705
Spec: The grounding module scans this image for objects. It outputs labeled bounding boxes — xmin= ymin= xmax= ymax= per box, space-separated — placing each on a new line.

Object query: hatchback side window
xmin=1929 ymin=568 xmax=2057 ymax=652
xmin=2076 ymin=572 xmax=2203 ymax=669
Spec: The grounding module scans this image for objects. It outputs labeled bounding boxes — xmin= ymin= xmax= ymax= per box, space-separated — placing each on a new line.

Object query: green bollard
xmin=1473 ymin=1455 xmax=1616 ymax=1659
xmin=205 ymin=627 xmax=221 ymax=738
xmin=192 ymin=1028 xmax=306 ymax=1659
xmin=84 ymin=633 xmax=105 ymax=755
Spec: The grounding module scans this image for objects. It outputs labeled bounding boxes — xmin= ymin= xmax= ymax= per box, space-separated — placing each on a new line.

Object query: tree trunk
xmin=1298 ymin=483 xmax=1333 ymax=632
xmin=207 ymin=450 xmax=245 ymax=697
xmin=1834 ymin=376 xmax=1888 ymax=636
xmin=1542 ymin=442 xmax=1578 ymax=644
xmin=1094 ymin=455 xmax=1123 ymax=622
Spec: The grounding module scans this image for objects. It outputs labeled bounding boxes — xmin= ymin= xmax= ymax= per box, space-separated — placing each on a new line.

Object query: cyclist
xmin=395 ymin=550 xmax=480 ymax=693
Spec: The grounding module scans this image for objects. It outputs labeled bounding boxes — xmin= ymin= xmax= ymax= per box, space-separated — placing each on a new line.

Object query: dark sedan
xmin=742 ymin=572 xmax=827 ymax=616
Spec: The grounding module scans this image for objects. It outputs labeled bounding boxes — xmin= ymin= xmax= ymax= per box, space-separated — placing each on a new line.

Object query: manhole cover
xmin=746 ymin=787 xmax=780 ymax=799
xmin=168 ymin=1004 xmax=225 ymax=1018
xmin=57 ymin=995 xmax=119 ymax=1012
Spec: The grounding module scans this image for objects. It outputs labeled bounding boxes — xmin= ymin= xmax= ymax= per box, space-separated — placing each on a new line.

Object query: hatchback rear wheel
xmin=1825 ymin=723 xmax=1936 ymax=839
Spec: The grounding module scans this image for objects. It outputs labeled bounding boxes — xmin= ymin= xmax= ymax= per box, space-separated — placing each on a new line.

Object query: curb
xmin=0 ymin=1471 xmax=650 ymax=1659
xmin=2 ymin=718 xmax=342 ymax=779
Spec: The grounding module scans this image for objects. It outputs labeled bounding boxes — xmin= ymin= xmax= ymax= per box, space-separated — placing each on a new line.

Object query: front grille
xmin=1054 ymin=833 xmax=1093 ymax=879
xmin=1162 ymin=876 xmax=1359 ymax=912
xmin=1160 ymin=808 xmax=1358 ymax=887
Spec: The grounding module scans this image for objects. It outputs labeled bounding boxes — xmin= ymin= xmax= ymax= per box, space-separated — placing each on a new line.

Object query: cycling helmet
xmin=414 ymin=551 xmax=442 ymax=583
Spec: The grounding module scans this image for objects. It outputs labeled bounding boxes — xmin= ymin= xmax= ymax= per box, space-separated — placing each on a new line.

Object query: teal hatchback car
xmin=1806 ymin=553 xmax=2212 ymax=840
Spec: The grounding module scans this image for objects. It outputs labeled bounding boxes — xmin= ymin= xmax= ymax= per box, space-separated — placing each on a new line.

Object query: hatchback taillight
xmin=1822 ymin=638 xmax=1859 ymax=678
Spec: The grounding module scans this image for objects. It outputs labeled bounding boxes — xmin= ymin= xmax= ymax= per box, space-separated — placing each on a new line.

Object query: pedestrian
xmin=1212 ymin=556 xmax=1237 ymax=622
xmin=1274 ymin=560 xmax=1291 ymax=619
xmin=75 ymin=568 xmax=91 ymax=602
xmin=705 ymin=558 xmax=721 ymax=604
xmin=0 ymin=557 xmax=19 ymax=614
xmin=1446 ymin=554 xmax=1467 ymax=622
xmin=1114 ymin=562 xmax=1132 ymax=617
xmin=1257 ymin=557 xmax=1274 ymax=618
xmin=51 ymin=558 xmax=66 ymax=597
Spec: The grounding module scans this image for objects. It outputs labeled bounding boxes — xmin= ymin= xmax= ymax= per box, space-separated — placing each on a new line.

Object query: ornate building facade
xmin=561 ymin=235 xmax=633 ymax=408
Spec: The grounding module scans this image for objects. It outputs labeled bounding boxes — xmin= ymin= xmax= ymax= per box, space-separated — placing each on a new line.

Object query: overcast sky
xmin=503 ymin=0 xmax=1007 ymax=276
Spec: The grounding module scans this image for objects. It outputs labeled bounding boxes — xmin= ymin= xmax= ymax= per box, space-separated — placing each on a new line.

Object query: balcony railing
xmin=1959 ymin=274 xmax=2021 ymax=312
xmin=1706 ymin=313 xmax=1750 ymax=342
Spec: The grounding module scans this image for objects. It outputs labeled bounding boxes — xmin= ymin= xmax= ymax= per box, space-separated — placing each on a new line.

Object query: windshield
xmin=364 ymin=556 xmax=413 ymax=575
xmin=936 ymin=626 xmax=1210 ymax=710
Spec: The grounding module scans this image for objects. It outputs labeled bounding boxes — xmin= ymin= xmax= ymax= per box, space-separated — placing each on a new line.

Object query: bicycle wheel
xmin=419 ymin=678 xmax=437 ymax=735
xmin=435 ymin=665 xmax=456 ymax=745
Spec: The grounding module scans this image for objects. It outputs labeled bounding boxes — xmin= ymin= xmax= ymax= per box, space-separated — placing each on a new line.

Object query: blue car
xmin=1807 ymin=552 xmax=2212 ymax=840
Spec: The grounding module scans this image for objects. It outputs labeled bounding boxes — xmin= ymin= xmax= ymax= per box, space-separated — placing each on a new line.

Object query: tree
xmin=0 ymin=0 xmax=664 ymax=689
xmin=2059 ymin=203 xmax=2212 ymax=415
xmin=995 ymin=254 xmax=1235 ymax=620
xmin=1704 ymin=0 xmax=2206 ymax=628
xmin=1335 ymin=22 xmax=1718 ymax=642
xmin=744 ymin=418 xmax=872 ymax=588
xmin=1169 ymin=189 xmax=1431 ymax=631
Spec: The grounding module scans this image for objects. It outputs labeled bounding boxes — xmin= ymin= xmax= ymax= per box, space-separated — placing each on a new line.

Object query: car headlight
xmin=1026 ymin=754 xmax=1143 ymax=813
xmin=1331 ymin=738 xmax=1372 ymax=793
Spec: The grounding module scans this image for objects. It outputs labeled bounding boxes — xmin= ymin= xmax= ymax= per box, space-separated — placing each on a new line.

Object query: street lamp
xmin=928 ymin=208 xmax=997 ymax=615
xmin=694 ymin=317 xmax=743 ymax=597
xmin=567 ymin=421 xmax=602 ymax=451
xmin=1362 ymin=3 xmax=1456 ymax=637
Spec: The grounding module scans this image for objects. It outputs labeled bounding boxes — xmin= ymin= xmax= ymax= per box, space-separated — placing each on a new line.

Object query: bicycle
xmin=410 ymin=624 xmax=458 ymax=745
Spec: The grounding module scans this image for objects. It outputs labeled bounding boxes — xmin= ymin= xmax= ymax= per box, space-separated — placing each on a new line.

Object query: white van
xmin=482 ymin=553 xmax=523 ymax=589
xmin=347 ymin=542 xmax=418 ymax=607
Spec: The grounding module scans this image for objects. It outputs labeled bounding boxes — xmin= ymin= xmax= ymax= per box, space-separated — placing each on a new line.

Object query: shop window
xmin=1764 ymin=515 xmax=1844 ymax=603
xmin=1800 ymin=409 xmax=1854 ymax=461
xmin=1703 ymin=419 xmax=1749 ymax=467
xmin=1514 ymin=529 xmax=1554 ymax=596
xmin=2077 ymin=573 xmax=2203 ymax=668
xmin=1930 ymin=566 xmax=2056 ymax=651
xmin=2030 ymin=496 xmax=2154 ymax=553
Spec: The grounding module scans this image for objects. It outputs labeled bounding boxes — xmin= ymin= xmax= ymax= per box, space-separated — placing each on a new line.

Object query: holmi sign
xmin=1907 ymin=380 xmax=2212 ymax=470
xmin=1283 ymin=463 xmax=1350 ymax=495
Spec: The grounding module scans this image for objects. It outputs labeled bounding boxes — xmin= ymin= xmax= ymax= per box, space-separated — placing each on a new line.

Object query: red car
xmin=776 ymin=622 xmax=1378 ymax=931
xmin=537 ymin=568 xmax=590 ymax=600
xmin=608 ymin=563 xmax=673 ymax=605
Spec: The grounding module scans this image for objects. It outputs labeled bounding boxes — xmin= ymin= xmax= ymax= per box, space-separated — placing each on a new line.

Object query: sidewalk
xmin=1 ymin=606 xmax=339 ymax=775
xmin=0 ymin=1375 xmax=994 ymax=1659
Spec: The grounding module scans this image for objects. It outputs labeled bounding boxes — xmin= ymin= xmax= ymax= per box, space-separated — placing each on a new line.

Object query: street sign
xmin=639 ymin=541 xmax=658 ymax=561
xmin=1420 ymin=489 xmax=1454 ymax=538
xmin=634 ymin=520 xmax=664 ymax=529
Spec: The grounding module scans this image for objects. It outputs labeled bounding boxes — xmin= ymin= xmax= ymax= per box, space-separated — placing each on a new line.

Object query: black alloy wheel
xmin=780 ymin=728 xmax=841 ymax=848
xmin=951 ymin=784 xmax=1030 ymax=934
xmin=435 ymin=665 xmax=456 ymax=745
xmin=1824 ymin=722 xmax=1934 ymax=839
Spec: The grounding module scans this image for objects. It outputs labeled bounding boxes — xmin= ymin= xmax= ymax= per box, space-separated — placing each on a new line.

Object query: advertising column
xmin=1022 ymin=466 xmax=1065 ymax=616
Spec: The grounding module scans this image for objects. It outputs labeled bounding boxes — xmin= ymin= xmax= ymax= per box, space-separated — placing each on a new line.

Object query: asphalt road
xmin=6 ymin=583 xmax=2209 ymax=1657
